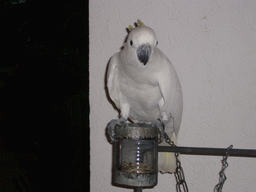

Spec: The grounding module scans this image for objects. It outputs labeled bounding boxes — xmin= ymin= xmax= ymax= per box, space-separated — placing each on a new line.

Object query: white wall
xmin=90 ymin=0 xmax=256 ymax=191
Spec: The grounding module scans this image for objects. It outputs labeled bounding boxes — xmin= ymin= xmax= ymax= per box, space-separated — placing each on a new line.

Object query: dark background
xmin=0 ymin=0 xmax=89 ymax=191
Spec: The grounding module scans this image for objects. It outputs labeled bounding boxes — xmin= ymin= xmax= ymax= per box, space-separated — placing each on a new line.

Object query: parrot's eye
xmin=156 ymin=41 xmax=158 ymax=45
xmin=130 ymin=40 xmax=133 ymax=46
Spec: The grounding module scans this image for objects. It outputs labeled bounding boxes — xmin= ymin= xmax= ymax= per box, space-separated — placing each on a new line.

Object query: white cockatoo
xmin=106 ymin=20 xmax=183 ymax=173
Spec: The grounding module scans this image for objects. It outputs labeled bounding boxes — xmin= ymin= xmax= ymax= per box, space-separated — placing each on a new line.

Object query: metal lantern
xmin=112 ymin=123 xmax=159 ymax=187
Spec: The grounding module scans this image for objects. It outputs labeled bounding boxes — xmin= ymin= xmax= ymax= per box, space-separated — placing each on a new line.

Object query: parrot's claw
xmin=152 ymin=119 xmax=165 ymax=143
xmin=107 ymin=117 xmax=127 ymax=142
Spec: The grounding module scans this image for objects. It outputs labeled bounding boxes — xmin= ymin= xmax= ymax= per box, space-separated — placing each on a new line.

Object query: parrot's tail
xmin=158 ymin=132 xmax=177 ymax=174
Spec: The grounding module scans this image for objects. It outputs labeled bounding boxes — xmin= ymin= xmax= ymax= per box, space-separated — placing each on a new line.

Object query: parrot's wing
xmin=158 ymin=58 xmax=183 ymax=136
xmin=107 ymin=53 xmax=120 ymax=109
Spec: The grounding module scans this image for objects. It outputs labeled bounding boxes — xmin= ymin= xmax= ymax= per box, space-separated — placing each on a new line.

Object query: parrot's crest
xmin=128 ymin=19 xmax=145 ymax=32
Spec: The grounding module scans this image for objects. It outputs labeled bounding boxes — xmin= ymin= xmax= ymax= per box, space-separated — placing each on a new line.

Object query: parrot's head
xmin=126 ymin=26 xmax=158 ymax=66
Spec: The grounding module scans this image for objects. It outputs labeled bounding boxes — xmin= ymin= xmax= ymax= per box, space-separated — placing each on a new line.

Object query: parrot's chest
xmin=119 ymin=70 xmax=162 ymax=117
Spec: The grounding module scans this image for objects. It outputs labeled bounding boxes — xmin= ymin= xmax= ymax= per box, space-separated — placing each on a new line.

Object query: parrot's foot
xmin=152 ymin=119 xmax=165 ymax=143
xmin=107 ymin=117 xmax=127 ymax=142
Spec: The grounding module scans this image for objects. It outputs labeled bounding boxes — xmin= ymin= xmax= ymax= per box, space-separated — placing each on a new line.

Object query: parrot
xmin=106 ymin=20 xmax=183 ymax=173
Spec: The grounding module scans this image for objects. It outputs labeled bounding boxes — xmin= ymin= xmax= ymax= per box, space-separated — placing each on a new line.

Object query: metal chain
xmin=164 ymin=133 xmax=189 ymax=192
xmin=214 ymin=145 xmax=233 ymax=192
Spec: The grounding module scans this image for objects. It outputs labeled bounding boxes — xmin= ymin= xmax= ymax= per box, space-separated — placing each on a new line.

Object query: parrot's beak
xmin=137 ymin=44 xmax=152 ymax=65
